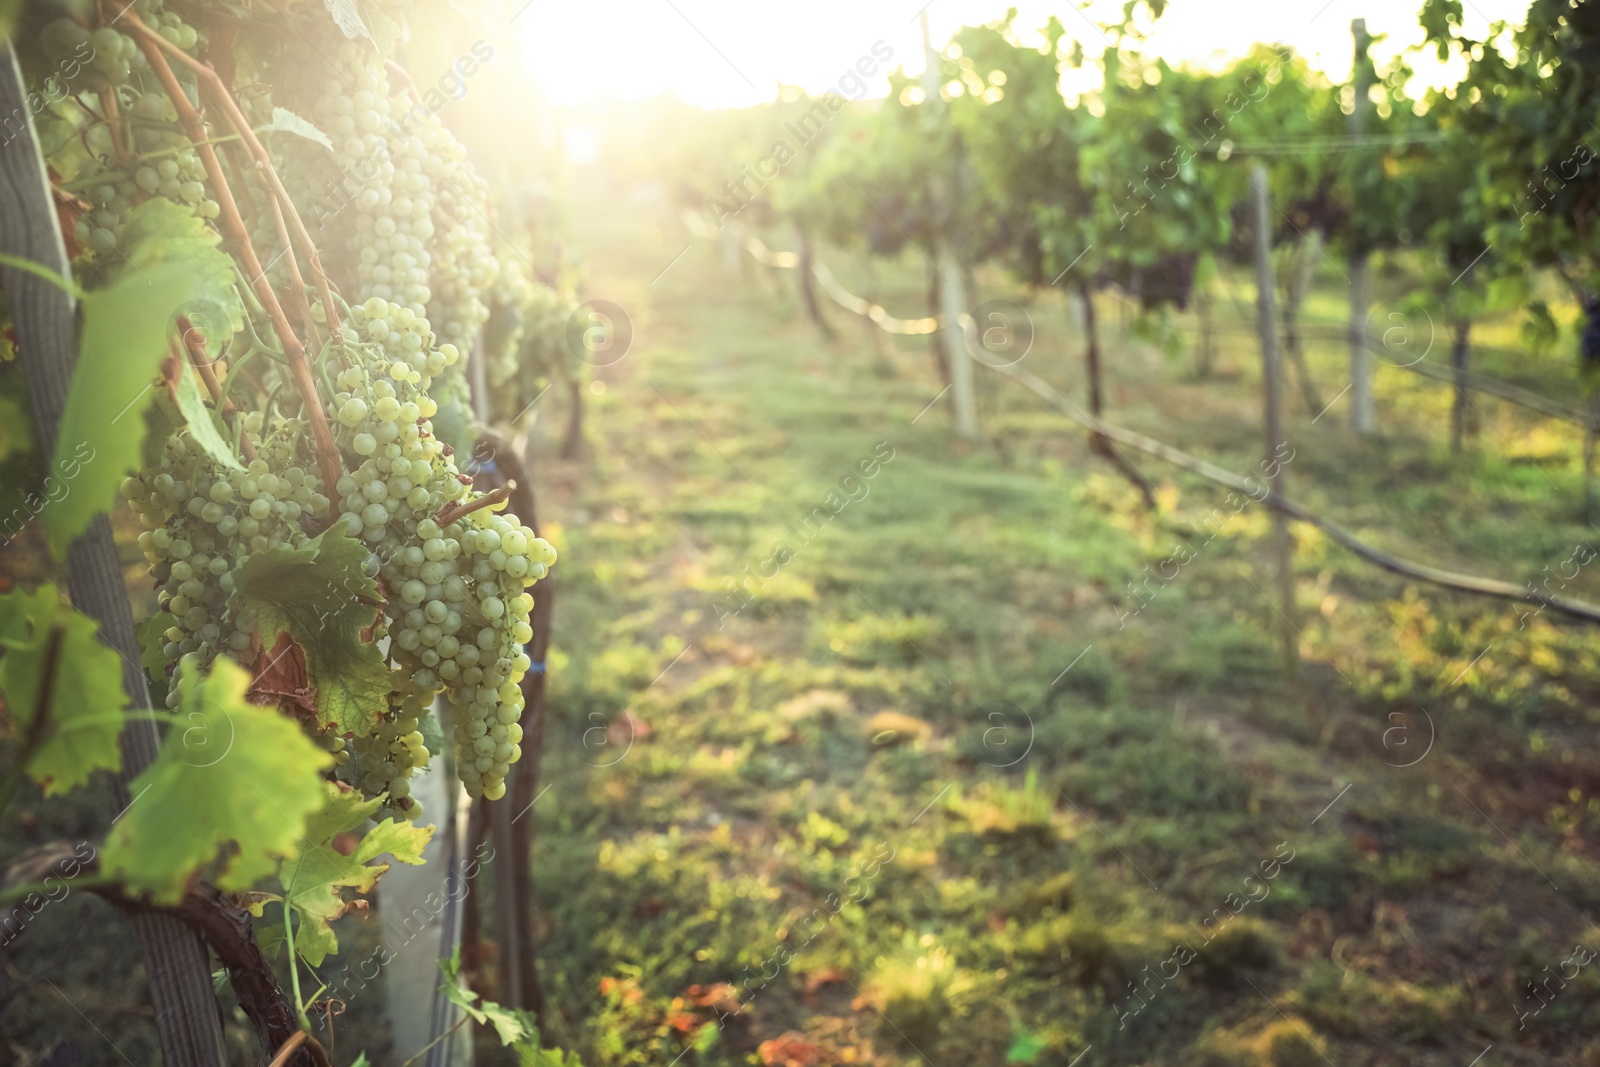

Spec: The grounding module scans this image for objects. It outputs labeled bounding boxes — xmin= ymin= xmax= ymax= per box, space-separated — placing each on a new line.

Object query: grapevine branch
xmin=128 ymin=18 xmax=345 ymax=346
xmin=122 ymin=15 xmax=344 ymax=493
xmin=267 ymin=1030 xmax=332 ymax=1067
xmin=98 ymin=88 xmax=130 ymax=164
xmin=437 ymin=481 xmax=514 ymax=527
xmin=0 ymin=842 xmax=317 ymax=1066
xmin=176 ymin=314 xmax=258 ymax=462
xmin=263 ymin=185 xmax=325 ymax=347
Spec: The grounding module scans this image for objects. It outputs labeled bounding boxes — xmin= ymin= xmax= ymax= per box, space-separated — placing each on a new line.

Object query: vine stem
xmin=128 ymin=17 xmax=345 ymax=347
xmin=283 ymin=900 xmax=312 ymax=1032
xmin=263 ymin=186 xmax=325 ymax=349
xmin=266 ymin=1032 xmax=307 ymax=1067
xmin=121 ymin=14 xmax=344 ymax=494
xmin=98 ymin=88 xmax=130 ymax=164
xmin=265 ymin=1031 xmax=330 ymax=1067
xmin=398 ymin=1014 xmax=470 ymax=1067
xmin=436 ymin=481 xmax=514 ymax=527
xmin=178 ymin=315 xmax=258 ymax=463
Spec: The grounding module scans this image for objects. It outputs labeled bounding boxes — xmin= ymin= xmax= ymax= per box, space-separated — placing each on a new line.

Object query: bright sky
xmin=511 ymin=0 xmax=1533 ymax=109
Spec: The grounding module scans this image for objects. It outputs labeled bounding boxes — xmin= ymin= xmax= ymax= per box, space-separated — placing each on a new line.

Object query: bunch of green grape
xmin=422 ymin=124 xmax=498 ymax=354
xmin=286 ymin=40 xmax=436 ymax=322
xmin=122 ymin=418 xmax=332 ymax=711
xmin=39 ymin=6 xmax=216 ymax=255
xmin=56 ymin=5 xmax=557 ymax=823
xmin=487 ymin=278 xmax=581 ymax=425
xmin=446 ymin=509 xmax=552 ymax=800
xmin=330 ymin=298 xmax=555 ymax=806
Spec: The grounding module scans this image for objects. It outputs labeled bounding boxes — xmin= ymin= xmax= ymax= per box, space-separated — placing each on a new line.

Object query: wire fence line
xmin=677 ymin=212 xmax=1600 ymax=626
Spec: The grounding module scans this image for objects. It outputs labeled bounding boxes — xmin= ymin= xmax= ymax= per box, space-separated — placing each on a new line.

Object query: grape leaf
xmin=173 ymin=364 xmax=244 ymax=472
xmin=439 ymin=952 xmax=539 ymax=1047
xmin=45 ymin=200 xmax=237 ymax=557
xmin=0 ymin=586 xmax=126 ymax=795
xmin=229 ymin=527 xmax=387 ymax=736
xmin=257 ymin=107 xmax=335 ymax=153
xmin=102 ymin=657 xmax=332 ymax=902
xmin=324 ymin=0 xmax=370 ymax=39
xmin=273 ymin=783 xmax=432 ymax=965
xmin=359 ymin=0 xmax=402 ymax=55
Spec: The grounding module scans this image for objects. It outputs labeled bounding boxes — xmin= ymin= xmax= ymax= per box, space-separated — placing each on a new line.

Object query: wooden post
xmin=936 ymin=242 xmax=978 ymax=438
xmin=1196 ymin=288 xmax=1215 ymax=378
xmin=1348 ymin=19 xmax=1376 ymax=435
xmin=1252 ymin=166 xmax=1297 ymax=669
xmin=0 ymin=43 xmax=231 ymax=1067
xmin=1283 ymin=233 xmax=1325 ymax=413
xmin=794 ymin=222 xmax=833 ymax=339
xmin=922 ymin=11 xmax=979 ymax=439
xmin=1078 ymin=281 xmax=1109 ymax=454
xmin=1450 ymin=319 xmax=1472 ymax=454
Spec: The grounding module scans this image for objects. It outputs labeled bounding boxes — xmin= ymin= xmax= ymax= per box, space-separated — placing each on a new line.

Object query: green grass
xmin=519 ymin=175 xmax=1600 ymax=1067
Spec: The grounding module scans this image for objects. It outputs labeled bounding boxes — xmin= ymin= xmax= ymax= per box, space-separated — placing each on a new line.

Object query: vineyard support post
xmin=1078 ymin=281 xmax=1109 ymax=454
xmin=1348 ymin=19 xmax=1376 ymax=435
xmin=936 ymin=243 xmax=979 ymax=438
xmin=1196 ymin=288 xmax=1215 ymax=378
xmin=0 ymin=42 xmax=230 ymax=1067
xmin=1450 ymin=319 xmax=1473 ymax=454
xmin=1283 ymin=233 xmax=1325 ymax=413
xmin=921 ymin=11 xmax=978 ymax=440
xmin=794 ymin=222 xmax=833 ymax=340
xmin=1252 ymin=166 xmax=1297 ymax=670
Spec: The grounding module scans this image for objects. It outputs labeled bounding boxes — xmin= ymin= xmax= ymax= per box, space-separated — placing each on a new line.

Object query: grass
xmin=518 ymin=172 xmax=1600 ymax=1066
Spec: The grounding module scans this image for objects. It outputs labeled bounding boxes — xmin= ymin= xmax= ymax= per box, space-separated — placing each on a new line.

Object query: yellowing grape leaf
xmin=274 ymin=783 xmax=432 ymax=965
xmin=102 ymin=658 xmax=331 ymax=902
xmin=229 ymin=527 xmax=387 ymax=736
xmin=0 ymin=586 xmax=126 ymax=795
xmin=172 ymin=364 xmax=244 ymax=472
xmin=45 ymin=200 xmax=237 ymax=557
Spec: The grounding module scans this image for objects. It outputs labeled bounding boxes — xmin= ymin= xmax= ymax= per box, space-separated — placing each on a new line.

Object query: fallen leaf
xmin=803 ymin=968 xmax=847 ymax=996
xmin=609 ymin=708 xmax=651 ymax=747
xmin=685 ymin=983 xmax=740 ymax=1013
xmin=758 ymin=1032 xmax=826 ymax=1067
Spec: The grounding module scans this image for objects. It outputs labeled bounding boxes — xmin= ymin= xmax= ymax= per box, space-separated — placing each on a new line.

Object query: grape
xmin=125 ymin=425 xmax=329 ymax=709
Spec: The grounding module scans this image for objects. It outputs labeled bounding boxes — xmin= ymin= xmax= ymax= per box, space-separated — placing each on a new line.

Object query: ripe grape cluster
xmin=486 ymin=272 xmax=580 ymax=425
xmin=426 ymin=141 xmax=498 ymax=353
xmin=331 ymin=298 xmax=555 ymax=807
xmin=41 ymin=6 xmax=216 ymax=255
xmin=36 ymin=3 xmax=556 ymax=823
xmin=121 ymin=422 xmax=345 ymax=762
xmin=275 ymin=38 xmax=495 ymax=447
